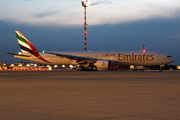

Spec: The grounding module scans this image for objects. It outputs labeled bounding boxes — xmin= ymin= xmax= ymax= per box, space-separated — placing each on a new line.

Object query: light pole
xmin=81 ymin=0 xmax=89 ymax=51
xmin=142 ymin=43 xmax=146 ymax=52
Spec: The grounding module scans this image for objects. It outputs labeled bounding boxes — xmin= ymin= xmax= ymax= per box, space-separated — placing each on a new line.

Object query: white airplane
xmin=5 ymin=31 xmax=175 ymax=70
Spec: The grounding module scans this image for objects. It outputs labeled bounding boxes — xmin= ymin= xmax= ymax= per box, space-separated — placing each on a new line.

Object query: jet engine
xmin=96 ymin=60 xmax=110 ymax=69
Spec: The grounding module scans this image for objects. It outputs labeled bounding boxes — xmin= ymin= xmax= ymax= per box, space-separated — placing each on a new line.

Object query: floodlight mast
xmin=143 ymin=43 xmax=146 ymax=52
xmin=81 ymin=0 xmax=89 ymax=51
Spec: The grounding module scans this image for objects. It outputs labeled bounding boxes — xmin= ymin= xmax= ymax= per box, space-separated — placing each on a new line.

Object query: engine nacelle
xmin=96 ymin=60 xmax=110 ymax=69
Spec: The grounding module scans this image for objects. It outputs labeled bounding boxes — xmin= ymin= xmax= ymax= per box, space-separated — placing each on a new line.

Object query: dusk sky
xmin=0 ymin=0 xmax=179 ymax=65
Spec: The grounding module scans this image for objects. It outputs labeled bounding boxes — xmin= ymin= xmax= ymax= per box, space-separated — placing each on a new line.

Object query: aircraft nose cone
xmin=171 ymin=58 xmax=175 ymax=63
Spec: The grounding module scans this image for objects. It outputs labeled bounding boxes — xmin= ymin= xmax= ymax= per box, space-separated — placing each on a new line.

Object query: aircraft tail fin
xmin=15 ymin=31 xmax=51 ymax=63
xmin=15 ymin=31 xmax=38 ymax=55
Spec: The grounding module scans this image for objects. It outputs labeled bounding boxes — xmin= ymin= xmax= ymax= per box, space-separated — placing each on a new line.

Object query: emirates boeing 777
xmin=5 ymin=31 xmax=175 ymax=70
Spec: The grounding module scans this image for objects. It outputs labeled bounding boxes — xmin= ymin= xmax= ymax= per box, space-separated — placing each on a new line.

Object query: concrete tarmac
xmin=0 ymin=70 xmax=179 ymax=120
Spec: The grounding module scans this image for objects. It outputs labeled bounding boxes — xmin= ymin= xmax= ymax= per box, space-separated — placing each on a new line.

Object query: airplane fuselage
xmin=15 ymin=51 xmax=175 ymax=66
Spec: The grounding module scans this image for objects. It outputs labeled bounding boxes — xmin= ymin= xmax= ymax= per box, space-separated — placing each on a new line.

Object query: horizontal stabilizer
xmin=4 ymin=52 xmax=31 ymax=57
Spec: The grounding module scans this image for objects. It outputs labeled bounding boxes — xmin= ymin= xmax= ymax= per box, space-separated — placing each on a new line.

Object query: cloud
xmin=169 ymin=35 xmax=180 ymax=39
xmin=1 ymin=0 xmax=180 ymax=27
xmin=90 ymin=0 xmax=112 ymax=6
xmin=34 ymin=11 xmax=61 ymax=19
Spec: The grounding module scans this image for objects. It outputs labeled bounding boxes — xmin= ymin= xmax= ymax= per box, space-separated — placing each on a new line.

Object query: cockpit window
xmin=167 ymin=56 xmax=172 ymax=58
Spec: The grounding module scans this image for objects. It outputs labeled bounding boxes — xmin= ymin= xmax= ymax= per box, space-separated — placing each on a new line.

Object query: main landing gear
xmin=159 ymin=64 xmax=165 ymax=72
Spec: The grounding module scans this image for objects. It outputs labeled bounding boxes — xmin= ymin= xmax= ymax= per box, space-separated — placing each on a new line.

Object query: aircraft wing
xmin=4 ymin=52 xmax=31 ymax=57
xmin=45 ymin=52 xmax=97 ymax=64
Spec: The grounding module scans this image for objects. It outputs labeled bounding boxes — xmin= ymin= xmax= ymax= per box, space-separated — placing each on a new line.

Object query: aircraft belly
xmin=49 ymin=59 xmax=76 ymax=65
xmin=115 ymin=60 xmax=161 ymax=66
